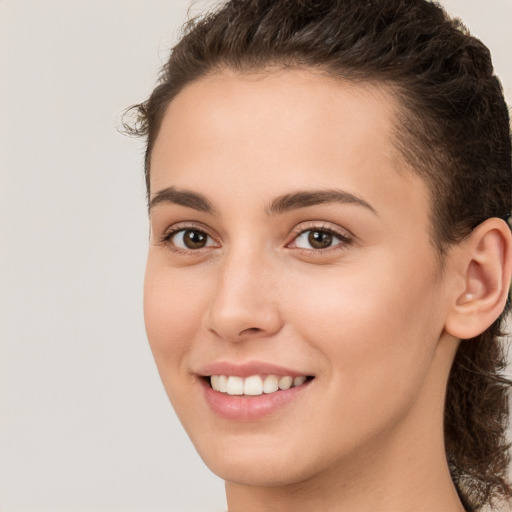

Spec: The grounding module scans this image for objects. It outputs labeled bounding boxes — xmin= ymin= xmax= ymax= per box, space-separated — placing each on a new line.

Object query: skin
xmin=144 ymin=69 xmax=510 ymax=512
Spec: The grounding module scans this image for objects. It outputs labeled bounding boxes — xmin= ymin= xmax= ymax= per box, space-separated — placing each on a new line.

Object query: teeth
xmin=210 ymin=374 xmax=308 ymax=396
xmin=278 ymin=376 xmax=293 ymax=390
xmin=263 ymin=375 xmax=279 ymax=393
xmin=218 ymin=375 xmax=227 ymax=393
xmin=226 ymin=376 xmax=244 ymax=395
xmin=244 ymin=375 xmax=263 ymax=395
xmin=294 ymin=376 xmax=307 ymax=387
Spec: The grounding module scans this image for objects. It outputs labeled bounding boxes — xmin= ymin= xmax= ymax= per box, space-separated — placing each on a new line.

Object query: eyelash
xmin=159 ymin=223 xmax=353 ymax=255
xmin=159 ymin=223 xmax=219 ymax=255
xmin=288 ymin=224 xmax=353 ymax=254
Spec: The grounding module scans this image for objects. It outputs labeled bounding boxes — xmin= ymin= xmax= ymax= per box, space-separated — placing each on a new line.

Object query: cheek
xmin=286 ymin=255 xmax=444 ymax=398
xmin=143 ymin=261 xmax=207 ymax=380
xmin=278 ymin=264 xmax=445 ymax=461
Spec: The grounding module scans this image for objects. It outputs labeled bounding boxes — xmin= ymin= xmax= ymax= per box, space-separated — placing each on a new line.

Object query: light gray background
xmin=1 ymin=1 xmax=511 ymax=511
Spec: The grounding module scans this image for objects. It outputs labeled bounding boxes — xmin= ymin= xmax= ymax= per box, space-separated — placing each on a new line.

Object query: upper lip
xmin=196 ymin=361 xmax=312 ymax=378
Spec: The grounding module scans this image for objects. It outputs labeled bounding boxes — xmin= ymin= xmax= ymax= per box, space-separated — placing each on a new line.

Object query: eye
xmin=166 ymin=228 xmax=217 ymax=251
xmin=290 ymin=228 xmax=350 ymax=251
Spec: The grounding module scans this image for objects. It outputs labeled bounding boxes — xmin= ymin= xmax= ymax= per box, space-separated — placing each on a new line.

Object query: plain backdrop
xmin=1 ymin=1 xmax=511 ymax=511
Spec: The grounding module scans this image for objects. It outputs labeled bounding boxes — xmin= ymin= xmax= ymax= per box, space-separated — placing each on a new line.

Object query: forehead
xmin=153 ymin=69 xmax=402 ymax=180
xmin=150 ymin=69 xmax=430 ymax=229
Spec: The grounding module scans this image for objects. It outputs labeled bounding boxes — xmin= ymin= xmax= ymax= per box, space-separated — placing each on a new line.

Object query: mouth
xmin=206 ymin=374 xmax=314 ymax=396
xmin=196 ymin=362 xmax=315 ymax=420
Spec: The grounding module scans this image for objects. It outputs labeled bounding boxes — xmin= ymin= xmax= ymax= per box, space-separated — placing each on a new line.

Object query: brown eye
xmin=170 ymin=229 xmax=216 ymax=250
xmin=184 ymin=230 xmax=207 ymax=249
xmin=308 ymin=230 xmax=333 ymax=249
xmin=291 ymin=227 xmax=350 ymax=251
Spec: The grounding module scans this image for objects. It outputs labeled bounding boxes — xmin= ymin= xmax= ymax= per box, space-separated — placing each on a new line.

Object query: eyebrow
xmin=266 ymin=189 xmax=378 ymax=216
xmin=149 ymin=186 xmax=377 ymax=217
xmin=149 ymin=186 xmax=217 ymax=214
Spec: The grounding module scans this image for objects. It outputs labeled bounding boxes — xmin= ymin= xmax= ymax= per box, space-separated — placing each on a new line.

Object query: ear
xmin=444 ymin=218 xmax=512 ymax=340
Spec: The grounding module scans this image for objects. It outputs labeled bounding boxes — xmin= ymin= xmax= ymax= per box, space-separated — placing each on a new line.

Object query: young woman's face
xmin=145 ymin=70 xmax=457 ymax=486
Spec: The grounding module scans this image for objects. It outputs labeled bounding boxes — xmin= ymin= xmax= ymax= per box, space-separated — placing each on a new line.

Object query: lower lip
xmin=200 ymin=379 xmax=311 ymax=421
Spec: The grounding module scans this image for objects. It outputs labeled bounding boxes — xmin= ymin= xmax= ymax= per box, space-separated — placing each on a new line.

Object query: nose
xmin=204 ymin=248 xmax=283 ymax=342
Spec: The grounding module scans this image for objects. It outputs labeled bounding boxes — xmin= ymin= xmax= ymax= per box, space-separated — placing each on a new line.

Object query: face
xmin=144 ymin=70 xmax=455 ymax=487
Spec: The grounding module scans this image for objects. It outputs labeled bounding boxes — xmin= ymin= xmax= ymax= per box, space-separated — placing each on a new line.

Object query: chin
xmin=188 ymin=430 xmax=328 ymax=488
xmin=206 ymin=457 xmax=311 ymax=488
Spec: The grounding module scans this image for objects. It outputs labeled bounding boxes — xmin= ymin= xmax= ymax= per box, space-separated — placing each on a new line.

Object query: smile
xmin=210 ymin=374 xmax=308 ymax=396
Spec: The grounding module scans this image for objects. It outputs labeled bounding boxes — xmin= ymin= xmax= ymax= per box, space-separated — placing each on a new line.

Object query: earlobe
xmin=445 ymin=218 xmax=512 ymax=340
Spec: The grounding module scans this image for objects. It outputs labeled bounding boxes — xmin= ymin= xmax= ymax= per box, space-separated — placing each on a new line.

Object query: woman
xmin=126 ymin=0 xmax=512 ymax=510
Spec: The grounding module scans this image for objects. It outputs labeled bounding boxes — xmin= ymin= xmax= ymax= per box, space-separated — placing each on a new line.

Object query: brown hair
xmin=125 ymin=0 xmax=512 ymax=509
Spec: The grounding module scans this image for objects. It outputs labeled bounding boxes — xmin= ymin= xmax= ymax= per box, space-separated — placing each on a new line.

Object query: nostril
xmin=238 ymin=327 xmax=263 ymax=337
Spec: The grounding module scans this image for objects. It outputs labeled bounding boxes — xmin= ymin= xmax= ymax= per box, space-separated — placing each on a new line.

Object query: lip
xmin=199 ymin=378 xmax=312 ymax=421
xmin=196 ymin=361 xmax=314 ymax=422
xmin=196 ymin=360 xmax=311 ymax=378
